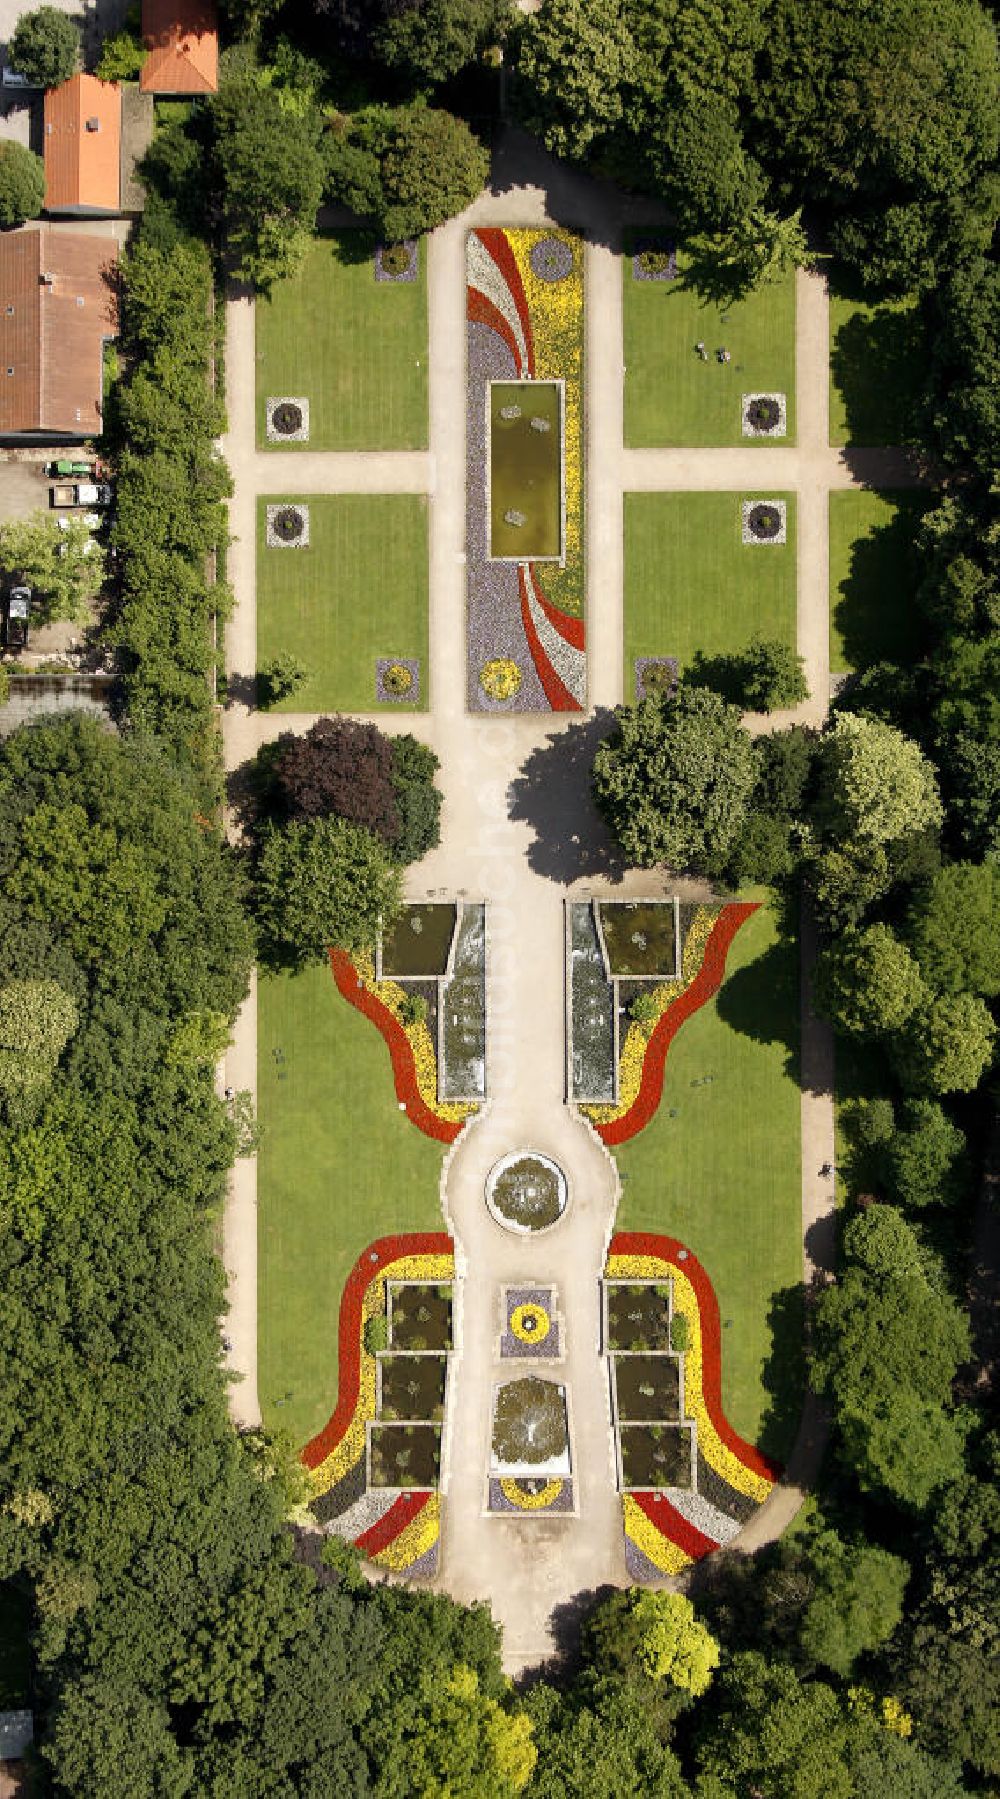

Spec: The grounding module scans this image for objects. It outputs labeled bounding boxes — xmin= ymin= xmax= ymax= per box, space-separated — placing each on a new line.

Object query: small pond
xmin=387 ymin=1283 xmax=452 ymax=1353
xmin=486 ymin=1151 xmax=567 ymax=1233
xmin=378 ymin=1353 xmax=448 ymax=1422
xmin=492 ymin=1378 xmax=568 ymax=1465
xmin=599 ymin=901 xmax=679 ymax=978
xmin=380 ymin=903 xmax=457 ymax=978
xmin=605 ymin=1282 xmax=672 ymax=1353
xmin=613 ymin=1353 xmax=680 ymax=1422
xmin=619 ymin=1424 xmax=694 ymax=1490
xmin=489 ymin=380 xmax=563 ymax=560
xmin=369 ymin=1423 xmax=441 ymax=1488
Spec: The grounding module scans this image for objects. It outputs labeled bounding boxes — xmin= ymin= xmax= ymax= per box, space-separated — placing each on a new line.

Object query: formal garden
xmin=623 ymin=242 xmax=796 ymax=447
xmin=255 ymin=494 xmax=429 ymax=712
xmin=255 ymin=230 xmax=428 ymax=450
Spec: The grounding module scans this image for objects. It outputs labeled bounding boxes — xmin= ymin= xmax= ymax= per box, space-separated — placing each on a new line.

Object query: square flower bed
xmin=501 ymin=1286 xmax=561 ymax=1360
xmin=375 ymin=240 xmax=418 ymax=283
xmin=376 ymin=656 xmax=421 ymax=704
xmin=377 ymin=1352 xmax=447 ymax=1422
xmin=634 ymin=655 xmax=678 ymax=703
xmin=387 ymin=1282 xmax=452 ymax=1353
xmin=619 ymin=1423 xmax=695 ymax=1490
xmin=613 ymin=1352 xmax=681 ymax=1422
xmin=742 ymin=392 xmax=787 ymax=438
xmin=266 ymin=396 xmax=310 ymax=443
xmin=265 ymin=503 xmax=310 ymax=549
xmin=368 ymin=1423 xmax=441 ymax=1488
xmin=632 ymin=240 xmax=677 ymax=282
xmin=605 ymin=1282 xmax=672 ymax=1353
xmin=741 ymin=499 xmax=787 ymax=546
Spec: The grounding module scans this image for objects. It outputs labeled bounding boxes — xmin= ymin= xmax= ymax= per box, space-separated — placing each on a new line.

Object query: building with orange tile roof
xmin=44 ymin=74 xmax=122 ymax=216
xmin=140 ymin=0 xmax=218 ymax=94
xmin=0 ymin=227 xmax=119 ymax=439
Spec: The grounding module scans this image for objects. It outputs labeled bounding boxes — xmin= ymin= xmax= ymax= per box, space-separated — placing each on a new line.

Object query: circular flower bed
xmin=380 ymin=244 xmax=412 ymax=277
xmin=530 ymin=236 xmax=574 ymax=282
xmin=479 ymin=658 xmax=522 ymax=703
xmin=511 ymin=1302 xmax=551 ymax=1342
xmin=639 ymin=249 xmax=671 ymax=276
xmin=271 ymin=505 xmax=305 ymax=543
xmin=486 ymin=1152 xmax=568 ymax=1233
xmin=271 ymin=402 xmax=303 ymax=437
xmin=492 ymin=1378 xmax=567 ymax=1464
xmin=746 ymin=503 xmax=783 ymax=541
xmin=382 ymin=661 xmax=414 ymax=696
xmin=746 ymin=396 xmax=781 ymax=433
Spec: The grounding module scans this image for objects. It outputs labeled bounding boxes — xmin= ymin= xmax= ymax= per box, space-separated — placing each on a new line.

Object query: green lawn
xmin=258 ymin=962 xmax=447 ymax=1449
xmin=623 ymin=250 xmax=796 ymax=447
xmin=255 ymin=230 xmax=428 ymax=450
xmin=828 ymin=285 xmax=927 ymax=447
xmin=829 ymin=489 xmax=930 ymax=675
xmin=615 ymin=897 xmax=803 ymax=1457
xmin=256 ymin=494 xmax=429 ymax=712
xmin=624 ymin=492 xmax=798 ymax=684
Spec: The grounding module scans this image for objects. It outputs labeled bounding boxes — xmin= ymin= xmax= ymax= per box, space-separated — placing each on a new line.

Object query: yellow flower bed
xmin=305 ymin=1249 xmax=454 ymax=1498
xmin=623 ymin=1494 xmax=692 ymax=1575
xmin=583 ymin=906 xmax=720 ymax=1126
xmin=354 ymin=950 xmax=477 ymax=1124
xmin=510 ymin=1302 xmax=551 ymax=1342
xmin=508 ymin=229 xmax=584 ymax=621
xmin=369 ymin=1493 xmax=442 ymax=1572
xmin=479 ymin=657 xmax=523 ymax=701
xmin=606 ymin=1251 xmax=773 ymax=1503
xmin=500 ymin=1476 xmax=565 ymax=1511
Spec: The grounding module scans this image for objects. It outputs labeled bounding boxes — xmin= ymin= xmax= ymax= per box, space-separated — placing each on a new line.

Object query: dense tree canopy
xmin=323 ymin=103 xmax=489 ymax=241
xmin=0 ymin=141 xmax=45 ymax=228
xmin=9 ymin=5 xmax=79 ymax=85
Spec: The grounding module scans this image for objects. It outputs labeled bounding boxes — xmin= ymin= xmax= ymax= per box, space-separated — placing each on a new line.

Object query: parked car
xmin=48 ymin=459 xmax=94 ymax=478
xmin=56 ymin=512 xmax=102 ymax=531
xmin=3 ymin=586 xmax=30 ymax=650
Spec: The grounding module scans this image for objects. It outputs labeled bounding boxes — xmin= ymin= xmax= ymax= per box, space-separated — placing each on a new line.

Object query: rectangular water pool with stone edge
xmin=488 ymin=380 xmax=564 ymax=561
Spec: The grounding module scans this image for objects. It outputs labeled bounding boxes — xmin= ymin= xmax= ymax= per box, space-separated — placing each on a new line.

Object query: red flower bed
xmin=597 ymin=903 xmax=758 ymax=1146
xmin=329 ymin=948 xmax=462 ymax=1145
xmin=354 ymin=1490 xmax=433 ymax=1558
xmin=610 ymin=1230 xmax=783 ymax=1484
xmin=632 ymin=1491 xmax=719 ymax=1560
xmin=301 ymin=1231 xmax=453 ymax=1473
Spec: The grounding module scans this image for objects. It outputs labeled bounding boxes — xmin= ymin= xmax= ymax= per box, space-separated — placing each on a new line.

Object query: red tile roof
xmin=44 ymin=75 xmax=122 ymax=214
xmin=140 ymin=0 xmax=218 ymax=93
xmin=0 ymin=228 xmax=119 ymax=437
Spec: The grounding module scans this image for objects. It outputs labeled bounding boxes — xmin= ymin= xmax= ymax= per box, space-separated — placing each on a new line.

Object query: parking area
xmin=0 ymin=453 xmax=106 ymax=663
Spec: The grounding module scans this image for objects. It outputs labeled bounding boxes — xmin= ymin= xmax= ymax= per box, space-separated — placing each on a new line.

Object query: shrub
xmin=670 ymin=1315 xmax=690 ymax=1353
xmin=363 ymin=1314 xmax=388 ymax=1354
xmin=9 ymin=6 xmax=79 ymax=86
xmin=0 ymin=142 xmax=45 ymax=229
xmin=399 ymin=992 xmax=428 ymax=1028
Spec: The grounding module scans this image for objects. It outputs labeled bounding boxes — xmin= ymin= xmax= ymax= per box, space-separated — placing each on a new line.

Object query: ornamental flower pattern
xmin=329 ymin=948 xmax=478 ymax=1142
xmin=607 ymin=1235 xmax=782 ymax=1580
xmin=466 ymin=227 xmax=585 ymax=712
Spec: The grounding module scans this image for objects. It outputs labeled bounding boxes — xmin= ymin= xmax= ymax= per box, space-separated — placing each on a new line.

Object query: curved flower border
xmin=301 ymin=1233 xmax=454 ymax=1497
xmin=609 ymin=1233 xmax=781 ymax=1574
xmin=329 ymin=949 xmax=475 ymax=1143
xmin=356 ymin=1491 xmax=441 ymax=1574
xmin=500 ymin=1476 xmax=565 ymax=1511
xmin=586 ymin=904 xmax=758 ymax=1145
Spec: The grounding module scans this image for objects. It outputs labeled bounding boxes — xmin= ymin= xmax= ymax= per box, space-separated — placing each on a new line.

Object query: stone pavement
xmin=218 ymin=134 xmax=927 ymax=1669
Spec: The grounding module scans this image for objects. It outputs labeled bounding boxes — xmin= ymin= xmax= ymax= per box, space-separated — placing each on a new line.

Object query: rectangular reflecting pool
xmin=488 ymin=379 xmax=563 ymax=561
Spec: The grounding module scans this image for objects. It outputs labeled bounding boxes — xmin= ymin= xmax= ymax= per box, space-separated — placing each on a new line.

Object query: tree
xmin=254 ymin=817 xmax=401 ymax=968
xmin=379 ymin=1663 xmax=536 ymax=1797
xmin=271 ymin=716 xmax=401 ymax=846
xmin=592 ymin=686 xmax=757 ymax=872
xmin=0 ymin=978 xmax=78 ymax=1096
xmin=629 ymin=1591 xmax=719 ymax=1695
xmin=214 ymin=71 xmax=324 ymax=290
xmin=258 ymin=652 xmax=308 ymax=709
xmin=375 ymin=0 xmax=510 ymax=86
xmin=814 ymin=925 xmax=926 ymax=1037
xmin=0 ymin=141 xmax=45 ymax=229
xmin=906 ymin=861 xmax=1000 ymax=996
xmin=891 ymin=989 xmax=996 ymax=1094
xmin=390 ymin=734 xmax=442 ymax=864
xmin=321 ymin=103 xmax=488 ymax=240
xmin=882 ymin=1099 xmax=969 ymax=1209
xmin=9 ymin=5 xmax=79 ymax=85
xmin=797 ymin=1531 xmax=909 ymax=1677
xmin=685 ymin=206 xmax=810 ymax=304
xmin=659 ymin=90 xmax=766 ymax=231
xmin=817 ymin=713 xmax=943 ymax=846
xmin=516 ymin=0 xmax=637 ymax=160
xmin=0 ymin=511 xmax=103 ymax=628
xmin=738 ymin=637 xmax=809 ymax=711
xmin=95 ymin=21 xmax=148 ymax=81
xmin=695 ymin=1652 xmax=855 ymax=1799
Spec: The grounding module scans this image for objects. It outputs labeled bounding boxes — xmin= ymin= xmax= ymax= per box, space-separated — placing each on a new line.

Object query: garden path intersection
xmin=221 ymin=143 xmax=921 ymax=1673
